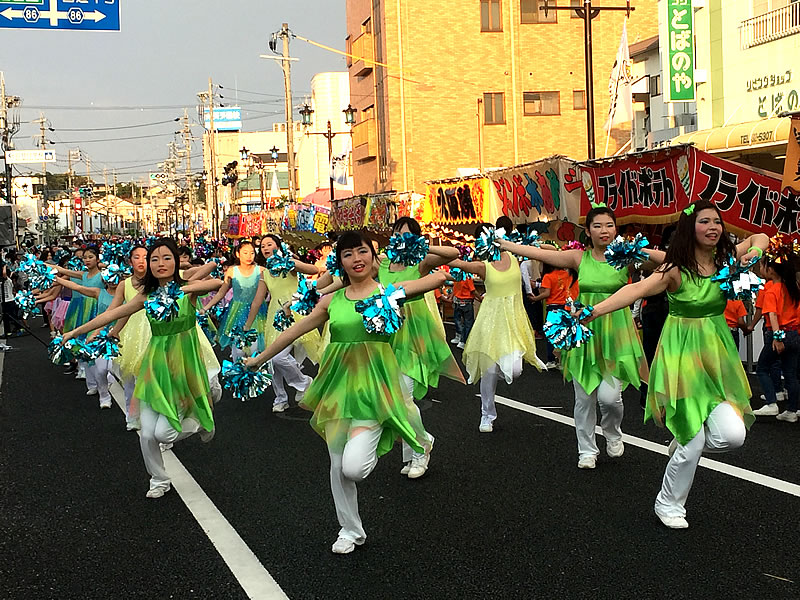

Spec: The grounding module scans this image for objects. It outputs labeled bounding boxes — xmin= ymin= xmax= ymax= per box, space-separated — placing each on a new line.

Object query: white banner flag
xmin=604 ymin=18 xmax=633 ymax=133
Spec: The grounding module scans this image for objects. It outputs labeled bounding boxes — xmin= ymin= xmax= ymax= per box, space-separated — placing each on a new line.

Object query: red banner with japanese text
xmin=578 ymin=146 xmax=800 ymax=237
xmin=423 ymin=178 xmax=499 ymax=225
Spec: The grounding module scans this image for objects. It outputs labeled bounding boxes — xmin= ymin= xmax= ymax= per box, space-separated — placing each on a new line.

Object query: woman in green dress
xmin=586 ymin=200 xmax=768 ymax=529
xmin=500 ymin=206 xmax=664 ymax=469
xmin=63 ymin=239 xmax=223 ymax=499
xmin=245 ymin=231 xmax=446 ymax=554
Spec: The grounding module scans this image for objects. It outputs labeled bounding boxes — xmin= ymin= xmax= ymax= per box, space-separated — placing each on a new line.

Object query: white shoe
xmin=760 ymin=391 xmax=788 ymax=402
xmin=776 ymin=410 xmax=798 ymax=423
xmin=75 ymin=370 xmax=86 ymax=381
xmin=577 ymin=455 xmax=597 ymax=469
xmin=457 ymin=342 xmax=465 ymax=349
xmin=656 ymin=512 xmax=689 ymax=529
xmin=199 ymin=428 xmax=216 ymax=443
xmin=99 ymin=398 xmax=112 ymax=409
xmin=479 ymin=418 xmax=493 ymax=433
xmin=331 ymin=536 xmax=356 ymax=554
xmin=159 ymin=442 xmax=173 ymax=452
xmin=606 ymin=439 xmax=624 ymax=458
xmin=408 ymin=435 xmax=434 ymax=479
xmin=753 ymin=403 xmax=779 ymax=416
xmin=450 ymin=337 xmax=460 ymax=344
xmin=272 ymin=401 xmax=289 ymax=413
xmin=544 ymin=361 xmax=557 ymax=370
xmin=145 ymin=485 xmax=170 ymax=499
xmin=86 ymin=388 xmax=98 ymax=396
xmin=400 ymin=463 xmax=411 ymax=475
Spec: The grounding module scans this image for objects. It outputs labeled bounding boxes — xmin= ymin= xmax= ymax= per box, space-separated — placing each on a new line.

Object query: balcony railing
xmin=352 ymin=118 xmax=377 ymax=159
xmin=740 ymin=3 xmax=800 ymax=49
xmin=351 ymin=33 xmax=374 ymax=76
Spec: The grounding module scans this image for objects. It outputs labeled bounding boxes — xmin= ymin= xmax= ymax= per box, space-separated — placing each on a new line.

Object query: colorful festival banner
xmin=783 ymin=117 xmax=800 ymax=194
xmin=329 ymin=194 xmax=398 ymax=231
xmin=578 ymin=146 xmax=800 ymax=237
xmin=486 ymin=156 xmax=582 ymax=225
xmin=423 ymin=177 xmax=498 ymax=225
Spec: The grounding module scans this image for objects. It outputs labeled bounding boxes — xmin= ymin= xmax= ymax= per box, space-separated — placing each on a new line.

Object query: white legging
xmin=89 ymin=358 xmax=111 ymax=404
xmin=123 ymin=376 xmax=138 ymax=423
xmin=655 ymin=402 xmax=746 ymax=518
xmin=479 ymin=357 xmax=523 ymax=422
xmin=326 ymin=420 xmax=383 ymax=544
xmin=139 ymin=403 xmax=201 ymax=491
xmin=399 ymin=374 xmax=433 ymax=463
xmin=573 ymin=378 xmax=624 ymax=458
xmin=271 ymin=345 xmax=310 ymax=405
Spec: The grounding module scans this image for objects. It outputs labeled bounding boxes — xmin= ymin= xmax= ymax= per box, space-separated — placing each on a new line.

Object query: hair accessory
xmin=590 ymin=201 xmax=607 ymax=209
xmin=683 ymin=204 xmax=696 ymax=216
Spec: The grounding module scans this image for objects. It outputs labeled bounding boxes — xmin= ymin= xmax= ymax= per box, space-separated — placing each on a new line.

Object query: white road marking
xmin=493 ymin=394 xmax=800 ymax=498
xmin=108 ymin=380 xmax=289 ymax=600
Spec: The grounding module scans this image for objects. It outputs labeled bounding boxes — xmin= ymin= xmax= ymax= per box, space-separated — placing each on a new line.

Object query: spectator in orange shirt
xmin=754 ymin=255 xmax=800 ymax=421
xmin=447 ymin=276 xmax=481 ymax=349
xmin=748 ymin=274 xmax=786 ymax=403
xmin=723 ymin=299 xmax=748 ymax=349
xmin=531 ymin=264 xmax=578 ymax=368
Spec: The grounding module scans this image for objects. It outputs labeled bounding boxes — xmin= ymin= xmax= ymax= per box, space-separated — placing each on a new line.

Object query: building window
xmin=649 ymin=74 xmax=662 ymax=97
xmin=521 ymin=0 xmax=557 ymax=23
xmin=573 ymin=90 xmax=586 ymax=110
xmin=484 ymin=92 xmax=505 ymax=124
xmin=481 ymin=0 xmax=502 ymax=32
xmin=361 ymin=18 xmax=371 ymax=34
xmin=524 ymin=91 xmax=560 ymax=115
xmin=571 ymin=0 xmax=582 ymax=19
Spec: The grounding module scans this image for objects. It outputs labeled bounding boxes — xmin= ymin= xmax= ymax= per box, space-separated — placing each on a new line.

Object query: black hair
xmin=256 ymin=234 xmax=283 ymax=266
xmin=662 ymin=200 xmax=737 ymax=277
xmin=473 ymin=223 xmax=491 ymax=238
xmin=234 ymin=240 xmax=255 ymax=266
xmin=83 ymin=245 xmax=99 ymax=259
xmin=584 ymin=206 xmax=617 ymax=247
xmin=393 ymin=216 xmax=422 ymax=236
xmin=177 ymin=245 xmax=192 ymax=258
xmin=129 ymin=244 xmax=147 ymax=258
xmin=766 ymin=255 xmax=800 ymax=304
xmin=142 ymin=238 xmax=185 ymax=294
xmin=495 ymin=216 xmax=514 ymax=232
xmin=336 ymin=231 xmax=377 ymax=286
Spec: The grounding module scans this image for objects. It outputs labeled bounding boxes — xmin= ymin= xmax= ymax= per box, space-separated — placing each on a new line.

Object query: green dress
xmin=132 ymin=293 xmax=213 ymax=433
xmin=301 ymin=288 xmax=427 ymax=456
xmin=378 ymin=258 xmax=464 ymax=399
xmin=562 ymin=250 xmax=648 ymax=393
xmin=645 ymin=271 xmax=754 ymax=445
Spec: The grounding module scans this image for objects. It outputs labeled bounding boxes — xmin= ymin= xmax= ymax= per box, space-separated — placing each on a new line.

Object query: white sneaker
xmin=408 ymin=435 xmax=434 ymax=479
xmin=400 ymin=463 xmax=411 ymax=475
xmin=331 ymin=536 xmax=356 ymax=554
xmin=145 ymin=485 xmax=170 ymax=499
xmin=86 ymin=388 xmax=98 ymax=396
xmin=450 ymin=337 xmax=460 ymax=344
xmin=578 ymin=455 xmax=597 ymax=469
xmin=75 ymin=369 xmax=86 ymax=380
xmin=753 ymin=403 xmax=779 ymax=416
xmin=99 ymin=398 xmax=112 ymax=409
xmin=479 ymin=418 xmax=493 ymax=433
xmin=656 ymin=512 xmax=689 ymax=529
xmin=272 ymin=401 xmax=289 ymax=413
xmin=760 ymin=391 xmax=788 ymax=402
xmin=544 ymin=361 xmax=557 ymax=370
xmin=457 ymin=342 xmax=465 ymax=349
xmin=776 ymin=410 xmax=798 ymax=423
xmin=159 ymin=442 xmax=173 ymax=452
xmin=606 ymin=439 xmax=624 ymax=458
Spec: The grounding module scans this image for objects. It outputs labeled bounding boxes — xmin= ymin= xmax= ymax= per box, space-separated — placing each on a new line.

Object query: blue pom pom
xmin=266 ymin=243 xmax=295 ymax=277
xmin=101 ymin=263 xmax=131 ymax=286
xmin=604 ymin=234 xmax=650 ymax=270
xmin=354 ymin=284 xmax=407 ymax=335
xmin=221 ymin=359 xmax=273 ymax=401
xmin=14 ymin=290 xmax=40 ymax=318
xmin=230 ymin=325 xmax=259 ymax=350
xmin=29 ymin=263 xmax=57 ymax=291
xmin=144 ymin=281 xmax=184 ymax=322
xmin=84 ymin=327 xmax=121 ymax=360
xmin=450 ymin=267 xmax=473 ymax=282
xmin=386 ymin=232 xmax=430 ymax=266
xmin=196 ymin=311 xmax=216 ymax=344
xmin=63 ymin=338 xmax=96 ymax=363
xmin=48 ymin=335 xmax=74 ymax=365
xmin=66 ymin=256 xmax=88 ymax=272
xmin=544 ymin=301 xmax=594 ymax=351
xmin=710 ymin=255 xmax=764 ymax=302
xmin=273 ymin=309 xmax=295 ymax=332
xmin=474 ymin=226 xmax=503 ymax=262
xmin=291 ymin=277 xmax=320 ymax=316
xmin=325 ymin=248 xmax=343 ymax=278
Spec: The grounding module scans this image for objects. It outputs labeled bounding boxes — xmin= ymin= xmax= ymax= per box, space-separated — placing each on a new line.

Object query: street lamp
xmin=300 ymin=105 xmax=356 ymax=205
xmin=240 ymin=146 xmax=250 ymax=161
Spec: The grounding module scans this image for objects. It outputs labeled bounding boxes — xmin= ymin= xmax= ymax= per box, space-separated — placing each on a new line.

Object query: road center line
xmin=493 ymin=394 xmax=800 ymax=498
xmin=108 ymin=379 xmax=289 ymax=600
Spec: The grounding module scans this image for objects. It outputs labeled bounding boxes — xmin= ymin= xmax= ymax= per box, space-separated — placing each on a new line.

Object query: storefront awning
xmin=670 ymin=116 xmax=791 ymax=153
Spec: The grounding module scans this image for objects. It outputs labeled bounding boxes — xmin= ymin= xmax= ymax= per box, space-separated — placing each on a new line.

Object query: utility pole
xmin=33 ymin=113 xmax=49 ymax=235
xmin=198 ymin=78 xmax=219 ymax=237
xmin=112 ymin=169 xmax=118 ymax=234
xmin=542 ymin=0 xmax=634 ymax=159
xmin=85 ymin=156 xmax=91 ymax=234
xmin=0 ymin=73 xmax=21 ymax=247
xmin=182 ymin=108 xmax=193 ymax=240
xmin=103 ymin=167 xmax=109 ymax=235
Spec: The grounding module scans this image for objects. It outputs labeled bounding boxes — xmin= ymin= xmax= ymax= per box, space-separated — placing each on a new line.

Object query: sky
xmin=0 ymin=0 xmax=347 ymax=183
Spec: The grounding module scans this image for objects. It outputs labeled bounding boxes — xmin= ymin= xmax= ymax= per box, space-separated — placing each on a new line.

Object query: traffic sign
xmin=5 ymin=149 xmax=55 ymax=163
xmin=149 ymin=172 xmax=168 ymax=185
xmin=0 ymin=0 xmax=120 ymax=31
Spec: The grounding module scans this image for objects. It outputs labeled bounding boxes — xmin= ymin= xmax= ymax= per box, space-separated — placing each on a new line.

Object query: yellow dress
xmin=462 ymin=254 xmax=544 ymax=383
xmin=264 ymin=270 xmax=321 ymax=364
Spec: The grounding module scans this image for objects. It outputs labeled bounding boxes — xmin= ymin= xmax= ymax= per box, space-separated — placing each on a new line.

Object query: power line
xmin=52 ymin=131 xmax=179 ymax=144
xmin=49 ymin=118 xmax=181 ymax=132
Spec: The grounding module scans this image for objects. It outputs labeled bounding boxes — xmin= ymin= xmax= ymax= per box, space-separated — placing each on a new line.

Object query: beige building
xmin=346 ymin=0 xmax=659 ymax=196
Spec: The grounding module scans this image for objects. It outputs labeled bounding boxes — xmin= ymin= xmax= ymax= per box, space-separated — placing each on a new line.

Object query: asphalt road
xmin=1 ymin=319 xmax=798 ymax=599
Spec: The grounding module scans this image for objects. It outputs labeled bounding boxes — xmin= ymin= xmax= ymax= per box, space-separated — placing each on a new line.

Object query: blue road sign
xmin=0 ymin=0 xmax=120 ymax=31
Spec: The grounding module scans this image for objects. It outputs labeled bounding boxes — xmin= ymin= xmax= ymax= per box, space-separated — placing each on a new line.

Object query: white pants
xmin=573 ymin=378 xmax=624 ymax=458
xmin=399 ymin=374 xmax=433 ymax=463
xmin=81 ymin=360 xmax=97 ymax=393
xmin=271 ymin=345 xmax=311 ymax=405
xmin=479 ymin=357 xmax=523 ymax=423
xmin=139 ymin=403 xmax=201 ymax=491
xmin=89 ymin=358 xmax=111 ymax=404
xmin=655 ymin=402 xmax=746 ymax=518
xmin=123 ymin=375 xmax=139 ymax=423
xmin=326 ymin=420 xmax=383 ymax=544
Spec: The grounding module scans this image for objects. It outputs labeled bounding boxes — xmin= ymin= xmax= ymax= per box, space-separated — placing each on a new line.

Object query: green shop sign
xmin=664 ymin=0 xmax=695 ymax=102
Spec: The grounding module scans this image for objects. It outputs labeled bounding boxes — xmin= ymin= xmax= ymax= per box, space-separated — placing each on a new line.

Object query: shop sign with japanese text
xmin=663 ymin=0 xmax=695 ymax=102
